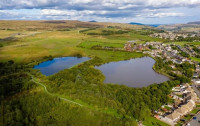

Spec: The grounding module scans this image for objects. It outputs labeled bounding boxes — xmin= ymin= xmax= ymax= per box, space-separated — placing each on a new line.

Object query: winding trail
xmin=28 ymin=73 xmax=83 ymax=106
xmin=26 ymin=73 xmax=133 ymax=120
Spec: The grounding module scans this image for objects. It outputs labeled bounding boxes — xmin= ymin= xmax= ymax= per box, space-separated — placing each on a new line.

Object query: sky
xmin=0 ymin=0 xmax=200 ymax=24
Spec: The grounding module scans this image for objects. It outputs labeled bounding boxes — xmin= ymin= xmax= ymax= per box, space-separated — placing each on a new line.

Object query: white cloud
xmin=0 ymin=0 xmax=199 ymax=23
xmin=41 ymin=9 xmax=77 ymax=16
xmin=40 ymin=9 xmax=112 ymax=17
xmin=146 ymin=12 xmax=185 ymax=18
xmin=1 ymin=0 xmax=200 ymax=10
xmin=147 ymin=0 xmax=200 ymax=7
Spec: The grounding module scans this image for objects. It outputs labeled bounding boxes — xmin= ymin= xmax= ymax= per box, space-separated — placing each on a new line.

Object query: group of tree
xmin=87 ymin=30 xmax=129 ymax=36
xmin=1 ymin=56 xmax=192 ymax=125
xmin=176 ymin=36 xmax=200 ymax=42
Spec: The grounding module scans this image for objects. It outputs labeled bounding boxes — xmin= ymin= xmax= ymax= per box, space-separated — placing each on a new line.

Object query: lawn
xmin=183 ymin=114 xmax=193 ymax=121
xmin=143 ymin=117 xmax=169 ymax=126
xmin=191 ymin=57 xmax=200 ymax=62
xmin=190 ymin=108 xmax=199 ymax=114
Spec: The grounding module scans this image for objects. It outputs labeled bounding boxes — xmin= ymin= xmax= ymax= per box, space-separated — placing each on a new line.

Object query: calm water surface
xmin=34 ymin=57 xmax=90 ymax=76
xmin=95 ymin=57 xmax=169 ymax=87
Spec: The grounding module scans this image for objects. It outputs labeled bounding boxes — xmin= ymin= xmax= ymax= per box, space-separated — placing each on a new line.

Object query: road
xmin=188 ymin=112 xmax=200 ymax=126
xmin=188 ymin=84 xmax=200 ymax=126
xmin=192 ymin=84 xmax=200 ymax=98
xmin=28 ymin=73 xmax=83 ymax=106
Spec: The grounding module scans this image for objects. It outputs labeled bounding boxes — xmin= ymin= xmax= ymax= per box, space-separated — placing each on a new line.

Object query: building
xmin=182 ymin=105 xmax=190 ymax=112
xmin=175 ymin=107 xmax=188 ymax=116
xmin=185 ymin=86 xmax=193 ymax=93
xmin=174 ymin=98 xmax=182 ymax=108
xmin=191 ymin=92 xmax=197 ymax=102
xmin=194 ymin=79 xmax=200 ymax=85
xmin=182 ymin=101 xmax=195 ymax=111
xmin=193 ymin=72 xmax=199 ymax=78
xmin=183 ymin=92 xmax=192 ymax=103
xmin=165 ymin=111 xmax=181 ymax=122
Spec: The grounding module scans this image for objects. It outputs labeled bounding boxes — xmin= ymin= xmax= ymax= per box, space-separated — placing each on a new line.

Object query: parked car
xmin=186 ymin=123 xmax=190 ymax=126
xmin=180 ymin=119 xmax=186 ymax=122
xmin=193 ymin=116 xmax=197 ymax=120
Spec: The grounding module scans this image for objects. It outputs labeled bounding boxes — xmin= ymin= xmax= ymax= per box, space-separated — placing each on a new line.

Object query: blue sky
xmin=0 ymin=0 xmax=200 ymax=24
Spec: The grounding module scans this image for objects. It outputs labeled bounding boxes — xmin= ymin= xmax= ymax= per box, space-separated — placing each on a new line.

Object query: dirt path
xmin=28 ymin=73 xmax=83 ymax=106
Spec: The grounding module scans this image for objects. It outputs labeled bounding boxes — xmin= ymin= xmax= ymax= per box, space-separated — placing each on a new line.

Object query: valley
xmin=0 ymin=20 xmax=200 ymax=126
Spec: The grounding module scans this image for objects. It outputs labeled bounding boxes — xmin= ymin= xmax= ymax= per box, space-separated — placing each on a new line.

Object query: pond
xmin=34 ymin=57 xmax=90 ymax=76
xmin=95 ymin=57 xmax=169 ymax=87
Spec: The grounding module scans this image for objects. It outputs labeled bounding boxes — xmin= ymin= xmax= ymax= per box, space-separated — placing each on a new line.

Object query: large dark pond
xmin=95 ymin=57 xmax=169 ymax=87
xmin=34 ymin=57 xmax=90 ymax=76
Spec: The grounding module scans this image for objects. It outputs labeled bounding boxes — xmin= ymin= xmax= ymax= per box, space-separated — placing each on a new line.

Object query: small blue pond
xmin=34 ymin=57 xmax=90 ymax=76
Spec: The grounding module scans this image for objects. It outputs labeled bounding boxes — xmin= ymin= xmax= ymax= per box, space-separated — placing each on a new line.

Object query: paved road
xmin=188 ymin=84 xmax=200 ymax=126
xmin=192 ymin=84 xmax=200 ymax=97
xmin=188 ymin=112 xmax=200 ymax=126
xmin=28 ymin=73 xmax=83 ymax=106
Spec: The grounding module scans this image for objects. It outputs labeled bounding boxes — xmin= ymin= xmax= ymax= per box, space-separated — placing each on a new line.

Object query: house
xmin=124 ymin=43 xmax=133 ymax=51
xmin=193 ymin=72 xmax=199 ymax=78
xmin=165 ymin=111 xmax=181 ymax=122
xmin=191 ymin=93 xmax=197 ymax=102
xmin=172 ymin=87 xmax=181 ymax=92
xmin=174 ymin=99 xmax=181 ymax=108
xmin=175 ymin=107 xmax=188 ymax=116
xmin=182 ymin=105 xmax=190 ymax=112
xmin=183 ymin=92 xmax=192 ymax=103
xmin=194 ymin=79 xmax=200 ymax=84
xmin=182 ymin=101 xmax=195 ymax=111
xmin=170 ymin=65 xmax=176 ymax=69
xmin=185 ymin=86 xmax=193 ymax=93
xmin=187 ymin=101 xmax=195 ymax=108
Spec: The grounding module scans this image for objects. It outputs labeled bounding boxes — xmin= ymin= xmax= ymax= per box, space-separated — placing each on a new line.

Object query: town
xmin=150 ymin=32 xmax=200 ymax=41
xmin=124 ymin=41 xmax=200 ymax=126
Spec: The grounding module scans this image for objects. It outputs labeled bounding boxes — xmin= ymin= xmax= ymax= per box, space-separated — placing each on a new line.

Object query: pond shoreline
xmin=95 ymin=56 xmax=170 ymax=88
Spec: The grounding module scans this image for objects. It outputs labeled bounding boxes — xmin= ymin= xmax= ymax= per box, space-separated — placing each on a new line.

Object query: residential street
xmin=188 ymin=112 xmax=200 ymax=126
xmin=192 ymin=84 xmax=200 ymax=97
xmin=188 ymin=84 xmax=200 ymax=126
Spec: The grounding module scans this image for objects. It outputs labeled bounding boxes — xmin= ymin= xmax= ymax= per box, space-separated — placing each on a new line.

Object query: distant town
xmin=150 ymin=32 xmax=200 ymax=41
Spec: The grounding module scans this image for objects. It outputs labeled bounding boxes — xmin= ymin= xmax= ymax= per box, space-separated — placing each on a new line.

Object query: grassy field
xmin=0 ymin=26 xmax=154 ymax=62
xmin=0 ymin=30 xmax=84 ymax=62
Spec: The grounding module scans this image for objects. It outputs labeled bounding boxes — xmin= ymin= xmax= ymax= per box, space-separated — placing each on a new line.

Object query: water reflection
xmin=95 ymin=57 xmax=169 ymax=87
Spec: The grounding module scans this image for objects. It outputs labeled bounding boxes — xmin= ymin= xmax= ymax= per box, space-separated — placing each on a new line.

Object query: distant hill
xmin=129 ymin=22 xmax=144 ymax=25
xmin=158 ymin=23 xmax=200 ymax=33
xmin=187 ymin=21 xmax=200 ymax=24
xmin=0 ymin=20 xmax=146 ymax=31
xmin=147 ymin=24 xmax=163 ymax=27
xmin=129 ymin=22 xmax=162 ymax=27
xmin=88 ymin=20 xmax=97 ymax=22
